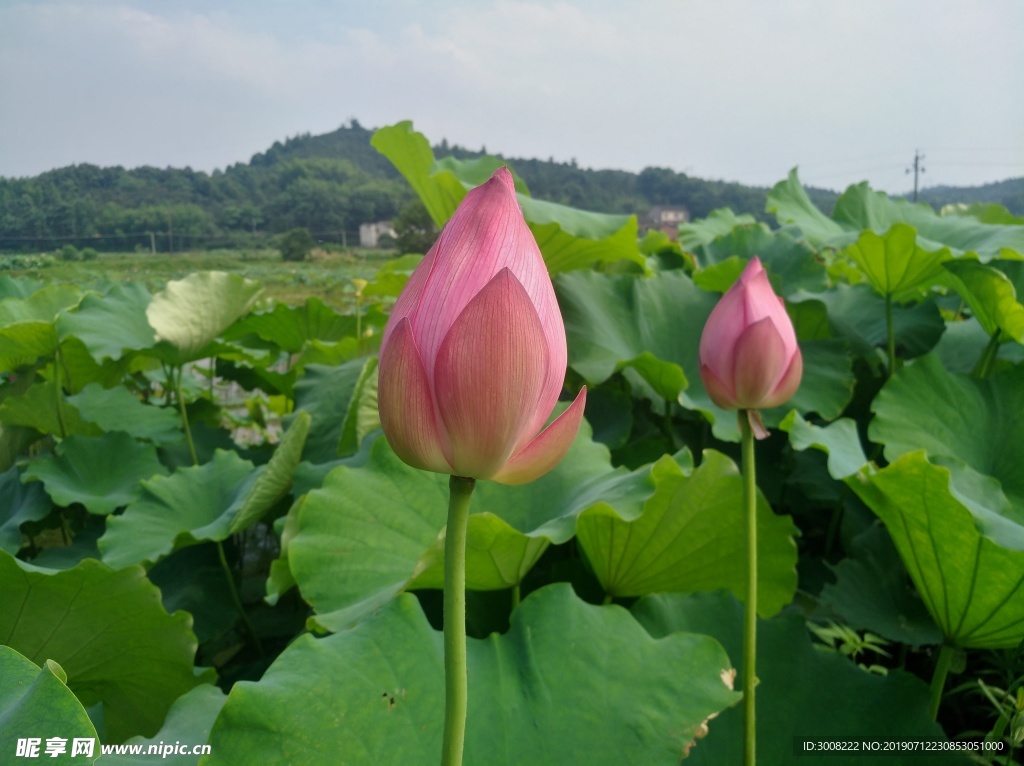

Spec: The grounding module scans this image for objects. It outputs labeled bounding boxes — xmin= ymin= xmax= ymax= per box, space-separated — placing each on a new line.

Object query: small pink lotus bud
xmin=377 ymin=167 xmax=586 ymax=484
xmin=698 ymin=258 xmax=802 ymax=420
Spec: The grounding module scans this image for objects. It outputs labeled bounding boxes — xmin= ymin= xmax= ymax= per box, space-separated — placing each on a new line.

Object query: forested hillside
xmin=0 ymin=120 xmax=1018 ymax=253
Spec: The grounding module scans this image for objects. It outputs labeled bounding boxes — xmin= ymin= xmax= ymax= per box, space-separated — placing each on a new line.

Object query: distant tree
xmin=59 ymin=244 xmax=80 ymax=261
xmin=81 ymin=247 xmax=98 ymax=261
xmin=279 ymin=227 xmax=315 ymax=262
xmin=393 ymin=200 xmax=437 ymax=254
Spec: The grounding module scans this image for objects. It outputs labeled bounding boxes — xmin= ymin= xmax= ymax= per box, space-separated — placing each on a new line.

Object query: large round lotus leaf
xmin=56 ymin=283 xmax=156 ymax=362
xmin=205 ymin=585 xmax=739 ymax=765
xmin=0 ymin=552 xmax=202 ymax=743
xmin=67 ymin=383 xmax=182 ymax=445
xmin=843 ymin=223 xmax=951 ymax=301
xmin=848 ymin=452 xmax=1024 ymax=649
xmin=688 ymin=223 xmax=827 ymax=295
xmin=99 ymin=450 xmax=255 ymax=569
xmin=633 ymin=591 xmax=966 ymax=765
xmin=223 ymin=297 xmax=356 ymax=353
xmin=0 ymin=284 xmax=83 ymax=373
xmin=145 ymin=272 xmax=262 ymax=363
xmin=23 ymin=432 xmax=167 ymax=515
xmin=288 ymin=424 xmax=655 ymax=631
xmin=820 ymin=522 xmax=943 ymax=647
xmin=0 ymin=648 xmax=98 ymax=765
xmin=576 ymin=451 xmax=798 ymax=617
xmin=870 ymin=353 xmax=1024 ymax=508
xmin=96 ymin=684 xmax=226 ymax=766
xmin=767 ymin=168 xmax=1024 ymax=259
xmin=943 ymin=260 xmax=1024 ymax=342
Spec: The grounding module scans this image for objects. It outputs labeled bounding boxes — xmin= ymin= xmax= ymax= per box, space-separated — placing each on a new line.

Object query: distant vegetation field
xmin=0 ymin=246 xmax=396 ymax=308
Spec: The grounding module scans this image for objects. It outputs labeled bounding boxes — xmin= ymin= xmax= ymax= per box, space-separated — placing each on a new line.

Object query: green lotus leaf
xmin=145 ymin=272 xmax=263 ymax=364
xmin=67 ymin=383 xmax=182 ymax=444
xmin=22 ymin=432 xmax=167 ymax=515
xmin=228 ymin=410 xmax=310 ymax=534
xmin=56 ymin=283 xmax=156 ymax=362
xmin=690 ymin=223 xmax=828 ymax=295
xmin=290 ymin=357 xmax=379 ymax=463
xmin=288 ymin=422 xmax=654 ymax=631
xmin=633 ymin=591 xmax=964 ymax=764
xmin=0 ymin=284 xmax=85 ymax=373
xmin=371 ymin=121 xmax=480 ymax=225
xmin=844 ymin=223 xmax=952 ymax=301
xmin=943 ymin=259 xmax=1024 ymax=342
xmin=98 ymin=450 xmax=256 ymax=569
xmin=820 ymin=522 xmax=943 ymax=647
xmin=558 ymin=269 xmax=713 ymax=405
xmin=0 ymin=552 xmax=202 ymax=742
xmin=766 ymin=168 xmax=851 ymax=246
xmin=372 ymin=121 xmax=645 ymax=273
xmin=0 ymin=381 xmax=101 ymax=438
xmin=0 ymin=275 xmax=45 ymax=300
xmin=95 ymin=684 xmax=225 ymax=766
xmin=870 ymin=354 xmax=1024 ymax=507
xmin=780 ymin=412 xmax=868 ymax=480
xmin=0 ymin=648 xmax=98 ymax=765
xmin=794 ymin=284 xmax=946 ymax=363
xmin=678 ymin=207 xmax=757 ymax=251
xmin=576 ymin=451 xmax=798 ymax=616
xmin=223 ymin=297 xmax=356 ymax=354
xmin=848 ymin=453 xmax=1024 ymax=648
xmin=767 ymin=168 xmax=1024 ymax=259
xmin=205 ymin=585 xmax=739 ymax=765
xmin=1 ymin=465 xmax=51 ymax=554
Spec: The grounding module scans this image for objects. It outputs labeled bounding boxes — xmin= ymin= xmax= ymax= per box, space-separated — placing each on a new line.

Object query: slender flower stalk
xmin=441 ymin=476 xmax=475 ymax=766
xmin=740 ymin=411 xmax=758 ymax=766
xmin=885 ymin=294 xmax=897 ymax=378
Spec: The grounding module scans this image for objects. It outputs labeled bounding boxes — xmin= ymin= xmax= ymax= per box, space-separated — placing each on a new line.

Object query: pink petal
xmin=490 ymin=387 xmax=587 ymax=485
xmin=434 ymin=268 xmax=549 ymax=479
xmin=404 ymin=168 xmax=565 ymax=411
xmin=761 ymin=347 xmax=803 ymax=409
xmin=377 ymin=318 xmax=453 ymax=474
xmin=699 ymin=362 xmax=739 ymax=411
xmin=739 ymin=261 xmax=798 ymax=358
xmin=698 ymin=277 xmax=747 ymax=380
xmin=381 ymin=240 xmax=439 ymax=350
xmin=732 ymin=317 xmax=787 ymax=408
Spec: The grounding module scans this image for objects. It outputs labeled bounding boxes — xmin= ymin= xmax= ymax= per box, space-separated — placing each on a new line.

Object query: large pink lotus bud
xmin=698 ymin=257 xmax=802 ymax=419
xmin=377 ymin=167 xmax=586 ymax=484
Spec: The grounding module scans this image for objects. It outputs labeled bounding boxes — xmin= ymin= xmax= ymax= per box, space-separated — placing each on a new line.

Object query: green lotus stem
xmin=174 ymin=367 xmax=199 ymax=467
xmin=740 ymin=411 xmax=758 ymax=766
xmin=929 ymin=643 xmax=955 ymax=719
xmin=511 ymin=584 xmax=521 ymax=609
xmin=216 ymin=539 xmax=265 ymax=658
xmin=355 ymin=295 xmax=363 ymax=353
xmin=52 ymin=349 xmax=67 ymax=439
xmin=971 ymin=330 xmax=1001 ymax=379
xmin=442 ymin=475 xmax=475 ymax=766
xmin=885 ymin=294 xmax=897 ymax=378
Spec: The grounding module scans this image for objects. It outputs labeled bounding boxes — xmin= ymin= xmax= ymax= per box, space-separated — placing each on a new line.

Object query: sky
xmin=1 ymin=0 xmax=1022 ymax=195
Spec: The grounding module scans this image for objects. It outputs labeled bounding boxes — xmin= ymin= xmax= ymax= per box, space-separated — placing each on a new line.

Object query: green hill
xmin=0 ymin=121 xmax=1018 ymax=253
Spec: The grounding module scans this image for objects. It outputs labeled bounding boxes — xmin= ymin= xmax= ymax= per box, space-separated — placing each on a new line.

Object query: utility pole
xmin=906 ymin=150 xmax=926 ymax=202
